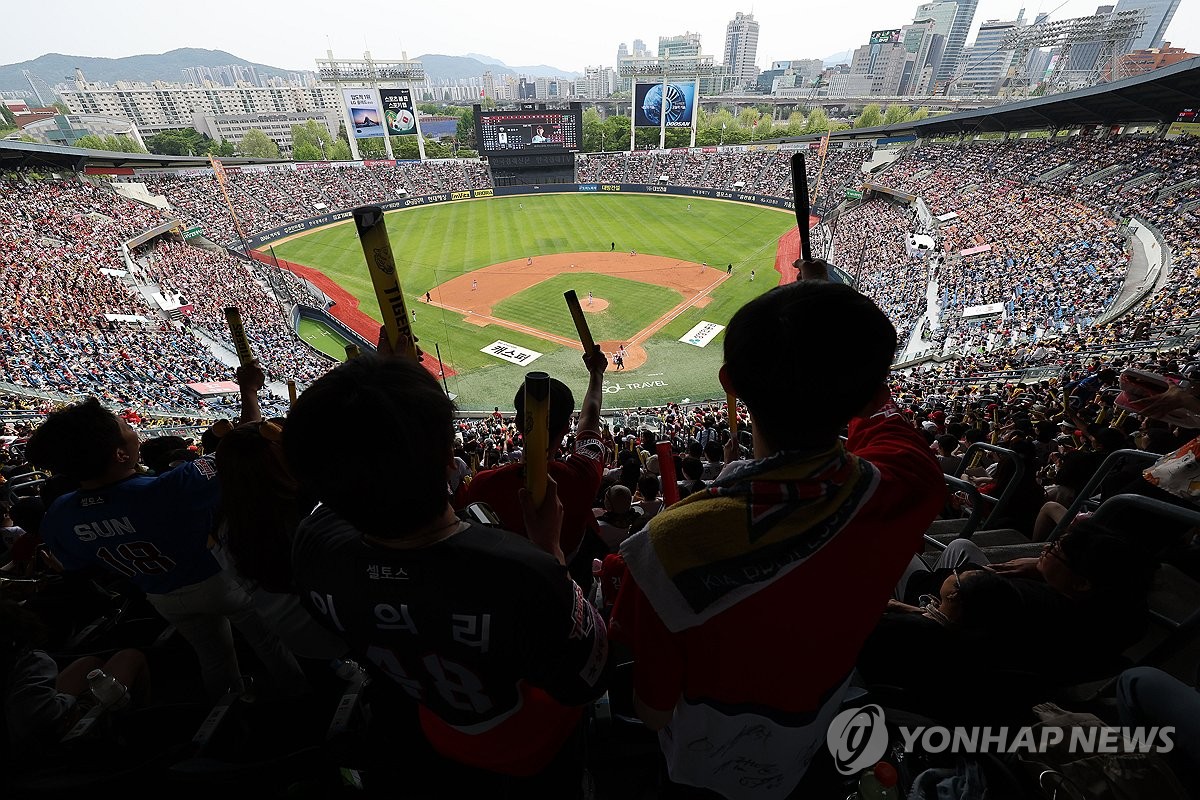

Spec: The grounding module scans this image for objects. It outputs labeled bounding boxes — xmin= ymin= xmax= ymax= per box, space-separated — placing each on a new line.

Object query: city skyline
xmin=3 ymin=0 xmax=1195 ymax=76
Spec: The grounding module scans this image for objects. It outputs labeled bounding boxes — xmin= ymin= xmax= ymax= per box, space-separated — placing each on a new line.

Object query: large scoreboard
xmin=474 ymin=105 xmax=582 ymax=156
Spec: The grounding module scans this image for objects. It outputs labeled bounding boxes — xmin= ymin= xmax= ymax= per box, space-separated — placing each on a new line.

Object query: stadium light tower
xmin=1001 ymin=9 xmax=1147 ymax=96
xmin=315 ymin=51 xmax=427 ymax=161
xmin=619 ymin=52 xmax=717 ymax=149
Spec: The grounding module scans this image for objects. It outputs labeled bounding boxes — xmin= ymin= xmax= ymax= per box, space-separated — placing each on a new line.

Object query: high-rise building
xmin=231 ymin=65 xmax=260 ymax=87
xmin=934 ymin=0 xmax=980 ymax=87
xmin=658 ymin=32 xmax=703 ymax=59
xmin=584 ymin=65 xmax=617 ymax=99
xmin=760 ymin=59 xmax=823 ymax=93
xmin=724 ymin=12 xmax=761 ymax=89
xmin=632 ymin=39 xmax=648 ymax=56
xmin=913 ymin=2 xmax=958 ymax=37
xmin=849 ymin=30 xmax=909 ymax=95
xmin=957 ymin=15 xmax=1024 ymax=93
xmin=657 ymin=33 xmax=729 ymax=94
xmin=899 ymin=20 xmax=947 ymax=94
xmin=617 ymin=42 xmax=629 ymax=63
xmin=58 ymin=81 xmax=341 ymax=133
xmin=1113 ymin=0 xmax=1181 ymax=51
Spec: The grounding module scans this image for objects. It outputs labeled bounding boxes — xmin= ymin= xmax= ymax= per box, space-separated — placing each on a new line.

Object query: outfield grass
xmin=297 ymin=318 xmax=352 ymax=361
xmin=271 ymin=193 xmax=795 ymax=408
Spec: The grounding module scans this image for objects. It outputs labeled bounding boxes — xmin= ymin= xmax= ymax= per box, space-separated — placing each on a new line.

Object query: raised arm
xmin=575 ymin=347 xmax=609 ymax=435
xmin=235 ymin=361 xmax=265 ymax=424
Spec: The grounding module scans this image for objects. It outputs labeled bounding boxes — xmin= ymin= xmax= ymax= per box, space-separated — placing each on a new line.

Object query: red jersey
xmin=466 ymin=430 xmax=606 ymax=558
xmin=610 ymin=403 xmax=945 ymax=799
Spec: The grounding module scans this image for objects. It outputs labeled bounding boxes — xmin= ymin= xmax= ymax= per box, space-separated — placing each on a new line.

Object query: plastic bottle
xmin=857 ymin=761 xmax=900 ymax=800
xmin=588 ymin=558 xmax=605 ymax=608
xmin=86 ymin=668 xmax=130 ymax=709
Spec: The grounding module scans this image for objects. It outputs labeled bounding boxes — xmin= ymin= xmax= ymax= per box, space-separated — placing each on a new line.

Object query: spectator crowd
xmin=5 ymin=127 xmax=1200 ymax=800
xmin=575 ymin=144 xmax=872 ymax=205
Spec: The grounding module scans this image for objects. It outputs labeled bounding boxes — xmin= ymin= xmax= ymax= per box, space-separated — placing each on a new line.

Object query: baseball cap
xmin=921 ymin=421 xmax=939 ymax=433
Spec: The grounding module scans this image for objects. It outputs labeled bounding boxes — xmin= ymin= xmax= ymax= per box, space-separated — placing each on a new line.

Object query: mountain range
xmin=416 ymin=54 xmax=580 ymax=81
xmin=0 ymin=48 xmax=582 ymax=96
xmin=0 ymin=48 xmax=308 ymax=96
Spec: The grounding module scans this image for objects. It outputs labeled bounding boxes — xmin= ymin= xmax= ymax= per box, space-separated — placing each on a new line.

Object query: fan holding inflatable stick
xmin=563 ymin=290 xmax=599 ymax=359
xmin=790 ymin=151 xmax=833 ymax=282
xmin=523 ymin=372 xmax=551 ymax=507
xmin=353 ymin=204 xmax=419 ymax=360
xmin=223 ymin=306 xmax=265 ymax=423
xmin=656 ymin=440 xmax=681 ymax=506
xmin=224 ymin=307 xmax=255 ymax=366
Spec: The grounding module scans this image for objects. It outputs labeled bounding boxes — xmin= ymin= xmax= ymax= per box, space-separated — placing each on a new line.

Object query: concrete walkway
xmin=900 ymin=274 xmax=941 ymax=362
xmin=1098 ymin=220 xmax=1166 ymax=324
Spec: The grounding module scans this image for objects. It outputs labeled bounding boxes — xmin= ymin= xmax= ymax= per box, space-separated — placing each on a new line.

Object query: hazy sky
xmin=5 ymin=0 xmax=1197 ymax=73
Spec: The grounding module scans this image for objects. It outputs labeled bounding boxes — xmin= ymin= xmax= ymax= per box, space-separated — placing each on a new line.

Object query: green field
xmin=493 ymin=274 xmax=681 ymax=342
xmin=271 ymin=193 xmax=795 ymax=408
xmin=297 ymin=317 xmax=352 ymax=361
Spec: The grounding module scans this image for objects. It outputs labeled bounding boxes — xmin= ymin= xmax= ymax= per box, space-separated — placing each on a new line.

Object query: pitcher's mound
xmin=582 ymin=298 xmax=610 ymax=313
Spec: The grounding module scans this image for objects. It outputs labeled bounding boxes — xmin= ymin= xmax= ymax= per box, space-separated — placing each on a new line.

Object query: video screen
xmin=476 ymin=110 xmax=581 ymax=154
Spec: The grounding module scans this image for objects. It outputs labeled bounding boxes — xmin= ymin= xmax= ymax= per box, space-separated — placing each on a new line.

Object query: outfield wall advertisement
xmin=243 ymin=184 xmax=793 ymax=247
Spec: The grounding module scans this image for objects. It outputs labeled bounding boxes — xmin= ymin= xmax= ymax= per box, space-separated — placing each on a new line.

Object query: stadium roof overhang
xmin=780 ymin=57 xmax=1200 ymax=142
xmin=0 ymin=139 xmax=286 ymax=171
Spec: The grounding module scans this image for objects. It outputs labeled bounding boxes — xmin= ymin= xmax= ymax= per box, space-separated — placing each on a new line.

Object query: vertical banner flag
xmin=633 ymin=82 xmax=696 ymax=128
xmin=379 ymin=88 xmax=417 ymax=136
xmin=818 ymin=132 xmax=830 ymax=160
xmin=343 ymin=88 xmax=386 ymax=139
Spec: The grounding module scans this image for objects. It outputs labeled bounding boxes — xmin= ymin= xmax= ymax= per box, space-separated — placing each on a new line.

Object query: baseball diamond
xmin=270 ymin=193 xmax=798 ymax=409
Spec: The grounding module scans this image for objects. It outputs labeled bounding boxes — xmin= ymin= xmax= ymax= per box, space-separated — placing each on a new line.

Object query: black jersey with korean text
xmin=292 ymin=508 xmax=608 ymax=767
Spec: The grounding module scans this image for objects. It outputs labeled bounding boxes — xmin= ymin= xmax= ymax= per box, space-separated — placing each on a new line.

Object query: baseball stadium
xmin=270 ymin=192 xmax=804 ymax=408
xmin=4 ymin=51 xmax=1200 ymax=798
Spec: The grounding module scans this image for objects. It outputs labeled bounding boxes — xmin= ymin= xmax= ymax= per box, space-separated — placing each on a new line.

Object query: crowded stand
xmin=0 ymin=171 xmax=248 ymax=414
xmin=135 ymin=160 xmax=494 ymax=246
xmin=575 ymin=144 xmax=871 ymax=203
xmin=872 ymin=140 xmax=1130 ymax=352
xmin=137 ymin=240 xmax=334 ymax=384
xmin=7 ymin=118 xmax=1200 ymax=798
xmin=5 ymin=253 xmax=1200 ymax=798
xmin=829 ymin=199 xmax=929 ymax=342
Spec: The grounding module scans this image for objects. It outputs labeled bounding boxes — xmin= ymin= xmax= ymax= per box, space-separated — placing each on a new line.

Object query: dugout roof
xmin=812 ymin=57 xmax=1200 ymax=140
xmin=0 ymin=139 xmax=283 ymax=171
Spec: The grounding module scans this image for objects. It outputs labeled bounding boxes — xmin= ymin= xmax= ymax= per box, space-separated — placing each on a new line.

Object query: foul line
xmin=428 ymin=303 xmax=582 ymax=349
xmin=427 ymin=270 xmax=729 ymax=352
xmin=629 ymin=272 xmax=729 ymax=347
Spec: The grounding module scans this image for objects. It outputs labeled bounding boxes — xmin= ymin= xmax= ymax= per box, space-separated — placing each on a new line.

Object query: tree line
xmin=29 ymin=101 xmax=935 ymax=160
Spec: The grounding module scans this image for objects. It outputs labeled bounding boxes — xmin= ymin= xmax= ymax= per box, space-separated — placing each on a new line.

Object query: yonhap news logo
xmin=826 ymin=705 xmax=888 ymax=775
xmin=826 ymin=704 xmax=1176 ymax=775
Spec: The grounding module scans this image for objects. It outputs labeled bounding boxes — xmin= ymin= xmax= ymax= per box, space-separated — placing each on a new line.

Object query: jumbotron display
xmin=474 ymin=108 xmax=582 ymax=155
